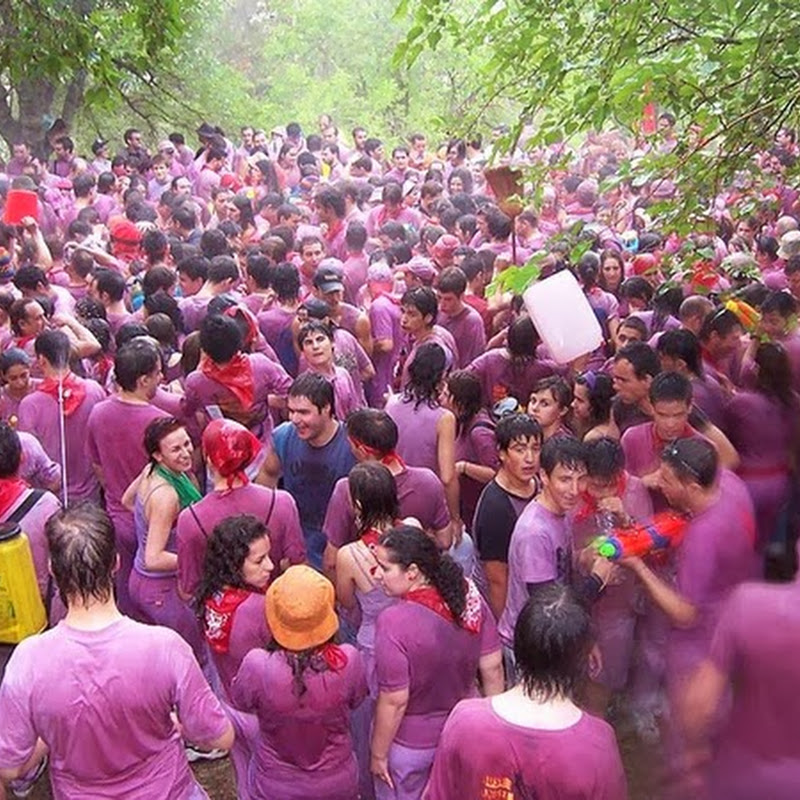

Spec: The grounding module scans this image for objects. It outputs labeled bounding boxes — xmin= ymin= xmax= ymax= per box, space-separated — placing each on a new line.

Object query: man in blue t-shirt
xmin=265 ymin=372 xmax=356 ymax=568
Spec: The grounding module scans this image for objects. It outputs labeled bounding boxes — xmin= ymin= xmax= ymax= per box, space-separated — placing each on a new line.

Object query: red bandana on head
xmin=37 ymin=372 xmax=86 ymax=416
xmin=200 ymin=352 xmax=255 ymax=410
xmin=405 ymin=579 xmax=482 ymax=633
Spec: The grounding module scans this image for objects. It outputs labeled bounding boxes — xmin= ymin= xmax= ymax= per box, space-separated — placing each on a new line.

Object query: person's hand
xmin=456 ymin=460 xmax=466 ymax=476
xmin=641 ymin=471 xmax=660 ymax=489
xmin=19 ymin=216 xmax=38 ymax=234
xmin=451 ymin=518 xmax=464 ymax=547
xmin=370 ymin=754 xmax=393 ymax=789
xmin=597 ymin=496 xmax=625 ymax=516
xmin=618 ymin=555 xmax=644 ymax=573
xmin=50 ymin=312 xmax=73 ymax=329
xmin=590 ymin=555 xmax=616 ymax=586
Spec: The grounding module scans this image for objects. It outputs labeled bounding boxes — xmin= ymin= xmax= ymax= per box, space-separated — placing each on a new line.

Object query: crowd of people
xmin=0 ymin=110 xmax=798 ymax=799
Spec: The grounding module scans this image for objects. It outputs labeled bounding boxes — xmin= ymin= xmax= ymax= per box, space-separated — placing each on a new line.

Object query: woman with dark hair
xmin=197 ymin=514 xmax=274 ymax=692
xmin=571 ymin=371 xmax=615 ymax=440
xmin=527 ymin=375 xmax=573 ymax=441
xmin=275 ymin=142 xmax=301 ymax=191
xmin=231 ymin=565 xmax=367 ymax=800
xmin=441 ymin=370 xmax=499 ymax=525
xmin=724 ymin=342 xmax=798 ymax=549
xmin=123 ymin=417 xmax=203 ymax=654
xmin=370 ymin=525 xmax=503 ymax=799
xmin=385 ymin=341 xmax=456 ymax=481
xmin=466 ymin=316 xmax=560 ymax=408
xmin=446 ymin=167 xmax=473 ymax=197
xmin=598 ymin=247 xmax=626 ymax=298
xmin=0 ymin=347 xmax=38 ymax=421
xmin=425 ymin=586 xmax=627 ymax=799
xmin=230 ymin=194 xmax=258 ymax=245
xmin=631 ymin=284 xmax=683 ymax=337
xmin=578 ymin=251 xmax=620 ymax=341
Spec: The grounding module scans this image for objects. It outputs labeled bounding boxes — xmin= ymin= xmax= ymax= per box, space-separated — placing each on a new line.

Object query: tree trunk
xmin=11 ymin=77 xmax=57 ymax=158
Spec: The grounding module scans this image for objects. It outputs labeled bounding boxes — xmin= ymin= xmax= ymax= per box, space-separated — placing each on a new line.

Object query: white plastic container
xmin=523 ymin=270 xmax=603 ymax=363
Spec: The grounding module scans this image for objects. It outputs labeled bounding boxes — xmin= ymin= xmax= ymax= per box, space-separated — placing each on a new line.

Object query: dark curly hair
xmin=379 ymin=524 xmax=467 ymax=623
xmin=195 ymin=514 xmax=269 ymax=615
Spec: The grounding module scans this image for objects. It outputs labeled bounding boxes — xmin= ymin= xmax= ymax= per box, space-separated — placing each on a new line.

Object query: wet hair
xmin=761 ymin=290 xmax=797 ymax=318
xmin=507 ymin=317 xmax=540 ymax=361
xmin=404 ymin=341 xmax=446 ymax=409
xmin=379 ymin=525 xmax=467 ymax=622
xmin=34 ymin=329 xmax=70 ymax=368
xmin=531 ymin=375 xmax=573 ymax=411
xmin=141 ymin=265 xmax=177 ymax=298
xmin=271 ymin=262 xmax=301 ymax=302
xmin=539 ymin=435 xmax=586 ymax=476
xmin=114 ymin=339 xmax=161 ymax=392
xmin=85 ymin=317 xmax=112 ymax=354
xmin=349 ymin=462 xmax=399 ymax=535
xmin=196 ymin=514 xmax=270 ymax=612
xmin=614 ymin=342 xmax=660 ymax=379
xmin=649 ymin=369 xmax=692 ymax=406
xmin=401 ymin=286 xmax=438 ymax=322
xmin=144 ymin=290 xmax=183 ymax=333
xmin=246 ymin=254 xmax=274 ymax=289
xmin=143 ymin=416 xmax=186 ymax=464
xmin=94 ymin=269 xmax=126 ymax=302
xmin=200 ymin=314 xmax=242 ymax=363
xmin=346 ymin=408 xmax=399 ymax=455
xmin=583 ymin=436 xmax=624 ymax=479
xmin=446 ymin=370 xmax=483 ymax=436
xmin=620 ymin=276 xmax=654 ymax=306
xmin=181 ymin=331 xmax=201 ymax=376
xmin=345 ymin=221 xmax=368 ymax=251
xmin=573 ymin=371 xmax=614 ymax=427
xmin=177 ymin=255 xmax=209 ymax=283
xmin=289 ymin=372 xmax=335 ymax=415
xmin=656 ymin=329 xmax=703 ymax=377
xmin=438 ymin=266 xmax=468 ymax=296
xmin=145 ymin=312 xmax=178 ymax=350
xmin=115 ymin=321 xmax=150 ymax=350
xmin=754 ymin=341 xmax=794 ymax=407
xmin=661 ymin=436 xmax=717 ymax=488
xmin=208 ymin=255 xmax=239 ymax=284
xmin=297 ymin=319 xmax=333 ymax=349
xmin=46 ymin=503 xmax=117 ymax=607
xmin=698 ymin=308 xmax=742 ymax=342
xmin=13 ymin=264 xmax=49 ymax=292
xmin=495 ymin=413 xmax=542 ymax=451
xmin=0 ymin=347 xmax=31 ymax=374
xmin=514 ymin=584 xmax=592 ymax=701
xmin=577 ymin=251 xmax=600 ymax=291
xmin=0 ymin=421 xmax=22 ymax=477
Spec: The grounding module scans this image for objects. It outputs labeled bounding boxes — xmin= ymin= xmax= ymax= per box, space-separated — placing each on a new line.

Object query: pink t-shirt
xmin=467 ymin=349 xmax=561 ymax=407
xmin=427 ymin=699 xmax=628 ymax=800
xmin=438 ymin=305 xmax=487 ymax=369
xmin=375 ymin=595 xmax=500 ymax=747
xmin=176 ymin=483 xmax=306 ymax=598
xmin=0 ymin=618 xmax=229 ymax=799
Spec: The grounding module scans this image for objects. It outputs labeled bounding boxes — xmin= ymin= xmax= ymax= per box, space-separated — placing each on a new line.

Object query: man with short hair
xmin=499 ymin=437 xmax=613 ymax=647
xmin=610 ymin=341 xmax=661 ymax=434
xmin=297 ymin=235 xmax=326 ymax=298
xmin=365 ymin=181 xmax=422 ymax=238
xmin=0 ymin=504 xmax=234 ymax=797
xmin=472 ymin=413 xmax=543 ymax=619
xmin=13 ymin=264 xmax=75 ymax=317
xmin=18 ymin=329 xmax=106 ymax=504
xmin=437 ymin=266 xmax=486 ymax=368
xmin=322 ymin=407 xmax=452 ymax=576
xmin=365 ymin=262 xmax=403 ymax=406
xmin=193 ymin=145 xmax=227 ymax=202
xmin=50 ymin=136 xmax=75 ymax=178
xmin=178 ymin=254 xmax=239 ymax=332
xmin=698 ymin=307 xmax=744 ymax=386
xmin=400 ymin=286 xmax=459 ymax=384
xmin=6 ymin=141 xmax=38 ymax=177
xmin=341 ymin=221 xmax=369 ymax=304
xmin=315 ymin=186 xmax=348 ymax=260
xmin=87 ymin=338 xmax=167 ymax=616
xmin=90 ymin=268 xmax=132 ymax=336
xmin=264 ymin=373 xmax=356 ymax=569
xmin=384 ymin=145 xmax=416 ymax=184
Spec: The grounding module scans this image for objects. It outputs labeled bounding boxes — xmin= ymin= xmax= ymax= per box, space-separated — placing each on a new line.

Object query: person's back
xmin=0 ymin=618 xmax=226 ymax=798
xmin=702 ymin=580 xmax=800 ymax=799
xmin=385 ymin=394 xmax=446 ymax=473
xmin=427 ymin=696 xmax=626 ymax=800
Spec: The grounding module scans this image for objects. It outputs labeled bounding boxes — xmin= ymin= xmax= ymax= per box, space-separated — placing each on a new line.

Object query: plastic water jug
xmin=0 ymin=522 xmax=47 ymax=644
xmin=523 ymin=270 xmax=603 ymax=363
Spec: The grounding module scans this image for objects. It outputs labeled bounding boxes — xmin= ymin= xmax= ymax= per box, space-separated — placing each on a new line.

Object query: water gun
xmin=593 ymin=511 xmax=688 ymax=561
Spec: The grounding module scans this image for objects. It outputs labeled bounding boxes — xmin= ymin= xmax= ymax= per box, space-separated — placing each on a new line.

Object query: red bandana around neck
xmin=204 ymin=587 xmax=257 ymax=654
xmin=200 ymin=352 xmax=255 ymax=410
xmin=38 ymin=372 xmax=86 ymax=416
xmin=0 ymin=477 xmax=29 ymax=519
xmin=574 ymin=473 xmax=628 ymax=524
xmin=405 ymin=579 xmax=482 ymax=633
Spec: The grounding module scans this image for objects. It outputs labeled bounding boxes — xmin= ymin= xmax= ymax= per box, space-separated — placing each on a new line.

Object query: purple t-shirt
xmin=323 ymin=465 xmax=450 ymax=548
xmin=499 ymin=500 xmax=572 ymax=645
xmin=18 ymin=378 xmax=106 ymax=504
xmin=385 ymin=394 xmax=448 ymax=474
xmin=299 ymin=365 xmax=361 ymax=422
xmin=367 ymin=295 xmax=403 ymax=406
xmin=0 ymin=618 xmax=229 ymax=799
xmin=724 ymin=391 xmax=795 ymax=472
xmin=176 ymin=483 xmax=306 ymax=598
xmin=230 ymin=644 xmax=367 ymax=800
xmin=183 ymin=352 xmax=292 ymax=443
xmin=707 ymin=581 xmax=800 ymax=800
xmin=438 ymin=305 xmax=487 ymax=368
xmin=375 ymin=596 xmax=500 ymax=747
xmin=178 ymin=295 xmax=212 ymax=333
xmin=669 ymin=470 xmax=758 ymax=677
xmin=18 ymin=430 xmax=61 ymax=491
xmin=342 ymin=253 xmax=369 ymax=305
xmin=467 ymin=349 xmax=561 ymax=407
xmin=427 ymin=699 xmax=628 ymax=800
